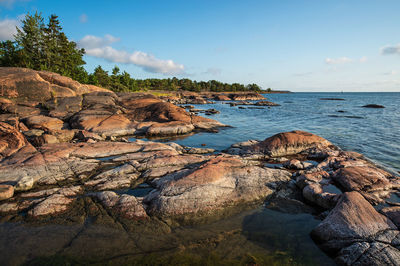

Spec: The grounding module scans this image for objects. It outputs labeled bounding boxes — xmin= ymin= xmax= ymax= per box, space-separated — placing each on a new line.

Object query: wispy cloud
xmin=78 ymin=34 xmax=184 ymax=75
xmin=325 ymin=57 xmax=353 ymax=65
xmin=380 ymin=44 xmax=400 ymax=55
xmin=79 ymin=14 xmax=88 ymax=23
xmin=0 ymin=18 xmax=19 ymax=41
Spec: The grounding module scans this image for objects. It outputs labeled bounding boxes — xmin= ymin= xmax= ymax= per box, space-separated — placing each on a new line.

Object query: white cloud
xmin=325 ymin=57 xmax=353 ymax=65
xmin=0 ymin=18 xmax=19 ymax=41
xmin=78 ymin=34 xmax=119 ymax=49
xmin=380 ymin=44 xmax=400 ymax=55
xmin=78 ymin=34 xmax=184 ymax=75
xmin=79 ymin=14 xmax=88 ymax=23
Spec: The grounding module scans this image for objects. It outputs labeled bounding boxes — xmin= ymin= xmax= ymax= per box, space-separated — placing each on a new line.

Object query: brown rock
xmin=214 ymin=94 xmax=231 ymax=101
xmin=28 ymin=194 xmax=75 ymax=217
xmin=93 ymin=191 xmax=148 ymax=219
xmin=0 ymin=122 xmax=27 ymax=159
xmin=24 ymin=115 xmax=64 ymax=131
xmin=249 ymin=130 xmax=334 ymax=157
xmin=0 ymin=184 xmax=14 ymax=200
xmin=145 ymin=156 xmax=291 ymax=217
xmin=0 ymin=67 xmax=110 ymax=103
xmin=332 ymin=166 xmax=392 ymax=193
xmin=381 ymin=206 xmax=400 ymax=228
xmin=311 ymin=191 xmax=397 ymax=251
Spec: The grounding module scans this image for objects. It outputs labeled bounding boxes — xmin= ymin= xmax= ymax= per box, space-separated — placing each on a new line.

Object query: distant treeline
xmin=0 ymin=12 xmax=262 ymax=93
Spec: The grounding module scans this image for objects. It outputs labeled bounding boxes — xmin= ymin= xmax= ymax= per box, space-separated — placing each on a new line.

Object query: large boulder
xmin=248 ymin=130 xmax=334 ymax=157
xmin=145 ymin=156 xmax=291 ymax=217
xmin=24 ymin=115 xmax=64 ymax=131
xmin=311 ymin=191 xmax=399 ymax=265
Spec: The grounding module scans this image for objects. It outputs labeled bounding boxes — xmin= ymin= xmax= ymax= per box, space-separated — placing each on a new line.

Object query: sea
xmin=161 ymin=92 xmax=400 ymax=173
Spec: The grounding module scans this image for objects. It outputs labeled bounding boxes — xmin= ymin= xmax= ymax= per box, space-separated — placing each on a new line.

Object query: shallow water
xmin=154 ymin=92 xmax=400 ymax=173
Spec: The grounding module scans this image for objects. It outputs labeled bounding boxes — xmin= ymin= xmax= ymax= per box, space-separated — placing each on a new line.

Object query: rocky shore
xmin=1 ymin=68 xmax=400 ymax=265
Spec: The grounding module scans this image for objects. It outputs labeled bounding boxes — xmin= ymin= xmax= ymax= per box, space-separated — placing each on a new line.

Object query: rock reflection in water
xmin=0 ymin=206 xmax=333 ymax=265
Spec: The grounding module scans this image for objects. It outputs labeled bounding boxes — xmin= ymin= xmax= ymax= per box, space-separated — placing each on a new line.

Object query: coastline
xmin=0 ymin=68 xmax=399 ymax=265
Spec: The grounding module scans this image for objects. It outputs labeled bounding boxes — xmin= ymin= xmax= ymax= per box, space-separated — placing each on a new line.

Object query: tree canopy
xmin=0 ymin=12 xmax=263 ymax=93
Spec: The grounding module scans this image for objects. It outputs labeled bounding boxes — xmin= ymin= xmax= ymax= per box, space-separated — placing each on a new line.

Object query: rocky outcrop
xmin=0 ymin=67 xmax=109 ymax=102
xmin=0 ymin=184 xmax=14 ymax=200
xmin=145 ymin=156 xmax=291 ymax=217
xmin=362 ymin=104 xmax=385 ymax=108
xmin=248 ymin=130 xmax=335 ymax=157
xmin=311 ymin=192 xmax=400 ymax=265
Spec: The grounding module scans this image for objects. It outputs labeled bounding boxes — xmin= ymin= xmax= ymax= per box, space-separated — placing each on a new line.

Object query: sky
xmin=1 ymin=0 xmax=400 ymax=92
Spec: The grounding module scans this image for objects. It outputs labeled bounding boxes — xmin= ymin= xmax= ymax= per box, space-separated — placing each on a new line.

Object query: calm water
xmin=162 ymin=92 xmax=400 ymax=173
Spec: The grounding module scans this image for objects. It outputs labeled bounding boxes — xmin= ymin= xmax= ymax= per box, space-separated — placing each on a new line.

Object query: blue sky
xmin=1 ymin=0 xmax=400 ymax=91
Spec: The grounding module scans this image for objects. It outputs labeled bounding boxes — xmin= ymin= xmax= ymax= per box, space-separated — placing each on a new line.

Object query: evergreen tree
xmin=14 ymin=11 xmax=45 ymax=69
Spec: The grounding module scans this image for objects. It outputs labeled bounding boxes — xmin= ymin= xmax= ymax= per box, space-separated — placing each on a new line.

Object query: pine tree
xmin=14 ymin=11 xmax=46 ymax=69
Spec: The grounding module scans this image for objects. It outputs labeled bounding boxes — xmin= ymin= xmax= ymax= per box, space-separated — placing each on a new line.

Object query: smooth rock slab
xmin=311 ymin=191 xmax=397 ymax=252
xmin=145 ymin=156 xmax=291 ymax=217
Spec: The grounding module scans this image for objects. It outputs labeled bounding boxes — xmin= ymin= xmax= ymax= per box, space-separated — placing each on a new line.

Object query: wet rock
xmin=362 ymin=104 xmax=385 ymax=108
xmin=319 ymin=98 xmax=345 ymax=101
xmin=145 ymin=156 xmax=291 ymax=217
xmin=138 ymin=154 xmax=209 ymax=171
xmin=248 ymin=130 xmax=334 ymax=157
xmin=24 ymin=115 xmax=64 ymax=131
xmin=254 ymin=100 xmax=280 ymax=106
xmin=0 ymin=185 xmax=14 ymax=200
xmin=311 ymin=191 xmax=397 ymax=252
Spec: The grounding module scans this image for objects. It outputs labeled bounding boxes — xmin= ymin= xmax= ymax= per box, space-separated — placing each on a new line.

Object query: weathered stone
xmin=93 ymin=191 xmax=148 ymax=219
xmin=24 ymin=115 xmax=64 ymax=131
xmin=85 ymin=163 xmax=139 ymax=190
xmin=0 ymin=122 xmax=27 ymax=160
xmin=283 ymin=159 xmax=313 ymax=170
xmin=145 ymin=156 xmax=291 ymax=217
xmin=311 ymin=191 xmax=397 ymax=251
xmin=332 ymin=166 xmax=393 ymax=193
xmin=0 ymin=184 xmax=14 ymax=200
xmin=302 ymin=183 xmax=339 ymax=209
xmin=381 ymin=206 xmax=400 ymax=228
xmin=248 ymin=130 xmax=334 ymax=157
xmin=28 ymin=194 xmax=75 ymax=217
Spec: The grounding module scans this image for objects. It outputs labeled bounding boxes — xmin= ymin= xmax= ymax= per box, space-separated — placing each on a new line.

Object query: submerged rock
xmin=362 ymin=104 xmax=385 ymax=108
